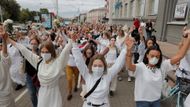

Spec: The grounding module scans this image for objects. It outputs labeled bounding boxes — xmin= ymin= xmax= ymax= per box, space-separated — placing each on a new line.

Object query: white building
xmin=86 ymin=7 xmax=107 ymax=24
xmin=79 ymin=13 xmax=87 ymax=24
xmin=109 ymin=0 xmax=159 ymax=25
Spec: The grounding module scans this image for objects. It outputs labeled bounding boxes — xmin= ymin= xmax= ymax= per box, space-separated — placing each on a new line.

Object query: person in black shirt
xmin=25 ymin=37 xmax=40 ymax=107
xmin=146 ymin=20 xmax=153 ymax=39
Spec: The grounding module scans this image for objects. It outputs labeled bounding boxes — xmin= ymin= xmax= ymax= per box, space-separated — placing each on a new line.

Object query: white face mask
xmin=41 ymin=53 xmax=51 ymax=62
xmin=29 ymin=44 xmax=38 ymax=50
xmin=92 ymin=67 xmax=104 ymax=77
xmin=149 ymin=57 xmax=159 ymax=65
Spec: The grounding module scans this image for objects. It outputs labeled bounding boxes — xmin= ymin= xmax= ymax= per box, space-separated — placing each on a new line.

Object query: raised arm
xmin=170 ymin=31 xmax=190 ymax=65
xmin=2 ymin=33 xmax=8 ymax=57
xmin=72 ymin=42 xmax=90 ymax=79
xmin=7 ymin=37 xmax=40 ymax=69
xmin=109 ymin=48 xmax=127 ymax=78
xmin=126 ymin=37 xmax=136 ymax=72
xmin=56 ymin=39 xmax=72 ymax=70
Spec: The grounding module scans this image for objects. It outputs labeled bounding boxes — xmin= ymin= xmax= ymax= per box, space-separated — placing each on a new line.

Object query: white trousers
xmin=110 ymin=75 xmax=118 ymax=91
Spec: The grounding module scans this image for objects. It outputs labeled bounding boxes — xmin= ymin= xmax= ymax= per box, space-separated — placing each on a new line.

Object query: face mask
xmin=29 ymin=44 xmax=38 ymax=50
xmin=149 ymin=57 xmax=159 ymax=65
xmin=41 ymin=53 xmax=51 ymax=62
xmin=92 ymin=67 xmax=104 ymax=77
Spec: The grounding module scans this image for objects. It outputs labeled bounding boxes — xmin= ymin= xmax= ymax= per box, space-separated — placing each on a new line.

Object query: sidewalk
xmin=157 ymin=41 xmax=178 ymax=58
xmin=157 ymin=41 xmax=178 ymax=83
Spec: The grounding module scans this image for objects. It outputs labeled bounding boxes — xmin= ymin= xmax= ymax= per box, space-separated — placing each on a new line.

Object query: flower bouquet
xmin=3 ymin=19 xmax=13 ymax=36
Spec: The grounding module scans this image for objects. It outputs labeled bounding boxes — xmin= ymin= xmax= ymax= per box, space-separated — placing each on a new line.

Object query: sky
xmin=16 ymin=0 xmax=106 ymax=18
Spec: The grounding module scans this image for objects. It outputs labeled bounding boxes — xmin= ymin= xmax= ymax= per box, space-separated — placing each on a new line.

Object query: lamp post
xmin=0 ymin=6 xmax=3 ymax=23
xmin=56 ymin=0 xmax=59 ymax=19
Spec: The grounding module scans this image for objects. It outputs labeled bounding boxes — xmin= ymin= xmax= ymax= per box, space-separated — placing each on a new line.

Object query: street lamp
xmin=0 ymin=6 xmax=3 ymax=23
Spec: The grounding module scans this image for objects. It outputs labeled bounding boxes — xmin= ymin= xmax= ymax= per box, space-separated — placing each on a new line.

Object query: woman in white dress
xmin=0 ymin=29 xmax=15 ymax=107
xmin=126 ymin=29 xmax=190 ymax=107
xmin=7 ymin=36 xmax=72 ymax=107
xmin=71 ymin=37 xmax=127 ymax=107
xmin=105 ymin=37 xmax=119 ymax=96
xmin=8 ymin=43 xmax=26 ymax=90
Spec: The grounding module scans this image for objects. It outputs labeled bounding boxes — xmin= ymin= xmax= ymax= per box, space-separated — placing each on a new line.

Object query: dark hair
xmin=151 ymin=35 xmax=157 ymax=43
xmin=131 ymin=30 xmax=140 ymax=43
xmin=110 ymin=36 xmax=116 ymax=40
xmin=83 ymin=44 xmax=96 ymax=58
xmin=145 ymin=38 xmax=154 ymax=49
xmin=40 ymin=41 xmax=57 ymax=59
xmin=0 ymin=38 xmax=2 ymax=44
xmin=88 ymin=54 xmax=107 ymax=74
xmin=143 ymin=46 xmax=163 ymax=68
xmin=50 ymin=33 xmax=56 ymax=41
xmin=118 ymin=29 xmax=125 ymax=37
xmin=29 ymin=36 xmax=41 ymax=45
xmin=103 ymin=31 xmax=110 ymax=39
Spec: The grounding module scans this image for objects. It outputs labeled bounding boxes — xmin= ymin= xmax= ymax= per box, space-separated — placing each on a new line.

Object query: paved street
xmin=12 ymin=41 xmax=178 ymax=107
xmin=14 ymin=72 xmax=135 ymax=107
xmin=14 ymin=72 xmax=176 ymax=107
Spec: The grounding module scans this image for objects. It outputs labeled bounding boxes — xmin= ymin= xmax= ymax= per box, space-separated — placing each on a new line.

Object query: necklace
xmin=146 ymin=65 xmax=157 ymax=73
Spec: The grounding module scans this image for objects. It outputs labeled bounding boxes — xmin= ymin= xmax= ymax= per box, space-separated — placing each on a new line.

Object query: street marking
xmin=15 ymin=89 xmax=28 ymax=102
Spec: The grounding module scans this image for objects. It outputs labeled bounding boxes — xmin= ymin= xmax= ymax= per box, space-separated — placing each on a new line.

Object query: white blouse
xmin=134 ymin=60 xmax=175 ymax=102
xmin=105 ymin=47 xmax=118 ymax=64
xmin=15 ymin=39 xmax=72 ymax=107
xmin=176 ymin=50 xmax=190 ymax=79
xmin=72 ymin=43 xmax=126 ymax=107
xmin=0 ymin=52 xmax=15 ymax=107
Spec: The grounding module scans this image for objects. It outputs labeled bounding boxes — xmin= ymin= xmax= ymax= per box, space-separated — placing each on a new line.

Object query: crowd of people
xmin=0 ymin=19 xmax=190 ymax=107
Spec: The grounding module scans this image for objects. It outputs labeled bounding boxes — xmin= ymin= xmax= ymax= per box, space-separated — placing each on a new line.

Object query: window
xmin=150 ymin=0 xmax=159 ymax=15
xmin=130 ymin=0 xmax=135 ymax=17
xmin=172 ymin=0 xmax=189 ymax=22
xmin=124 ymin=3 xmax=128 ymax=17
xmin=137 ymin=0 xmax=145 ymax=16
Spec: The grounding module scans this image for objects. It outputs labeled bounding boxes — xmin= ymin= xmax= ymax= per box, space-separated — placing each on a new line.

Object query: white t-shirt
xmin=176 ymin=50 xmax=190 ymax=79
xmin=184 ymin=94 xmax=190 ymax=107
xmin=67 ymin=54 xmax=76 ymax=67
xmin=0 ymin=52 xmax=15 ymax=107
xmin=134 ymin=60 xmax=174 ymax=101
xmin=97 ymin=38 xmax=109 ymax=53
xmin=105 ymin=47 xmax=117 ymax=64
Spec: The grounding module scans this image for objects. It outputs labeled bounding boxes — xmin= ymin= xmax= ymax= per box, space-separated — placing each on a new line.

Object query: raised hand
xmin=70 ymin=32 xmax=78 ymax=42
xmin=138 ymin=27 xmax=143 ymax=35
xmin=129 ymin=25 xmax=135 ymax=34
xmin=183 ymin=29 xmax=190 ymax=38
xmin=126 ymin=37 xmax=135 ymax=50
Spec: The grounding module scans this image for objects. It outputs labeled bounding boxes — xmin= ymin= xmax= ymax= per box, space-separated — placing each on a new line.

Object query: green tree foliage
xmin=40 ymin=8 xmax=49 ymax=14
xmin=0 ymin=0 xmax=20 ymax=21
xmin=19 ymin=8 xmax=30 ymax=22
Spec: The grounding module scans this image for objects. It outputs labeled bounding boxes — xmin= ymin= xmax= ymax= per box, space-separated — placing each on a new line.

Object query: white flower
xmin=3 ymin=19 xmax=13 ymax=26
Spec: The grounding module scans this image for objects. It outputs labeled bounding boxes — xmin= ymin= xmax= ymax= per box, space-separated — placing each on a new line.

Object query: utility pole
xmin=0 ymin=6 xmax=3 ymax=23
xmin=56 ymin=0 xmax=59 ymax=19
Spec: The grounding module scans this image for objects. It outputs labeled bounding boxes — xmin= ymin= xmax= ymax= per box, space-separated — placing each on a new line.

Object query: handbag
xmin=84 ymin=75 xmax=103 ymax=99
xmin=32 ymin=59 xmax=43 ymax=87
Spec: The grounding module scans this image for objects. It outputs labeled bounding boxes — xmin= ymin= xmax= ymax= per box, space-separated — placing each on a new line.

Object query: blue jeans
xmin=136 ymin=99 xmax=160 ymax=107
xmin=146 ymin=31 xmax=152 ymax=39
xmin=26 ymin=74 xmax=39 ymax=107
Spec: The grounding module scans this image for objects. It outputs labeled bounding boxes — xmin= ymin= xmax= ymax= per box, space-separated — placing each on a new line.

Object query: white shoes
xmin=128 ymin=77 xmax=132 ymax=82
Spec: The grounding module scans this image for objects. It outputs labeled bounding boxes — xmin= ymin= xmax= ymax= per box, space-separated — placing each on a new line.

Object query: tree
xmin=40 ymin=8 xmax=49 ymax=14
xmin=19 ymin=8 xmax=30 ymax=22
xmin=0 ymin=0 xmax=20 ymax=21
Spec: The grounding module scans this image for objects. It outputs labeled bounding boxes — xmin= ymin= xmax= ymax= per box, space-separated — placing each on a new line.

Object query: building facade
xmin=86 ymin=7 xmax=107 ymax=24
xmin=78 ymin=13 xmax=87 ymax=24
xmin=108 ymin=0 xmax=190 ymax=45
